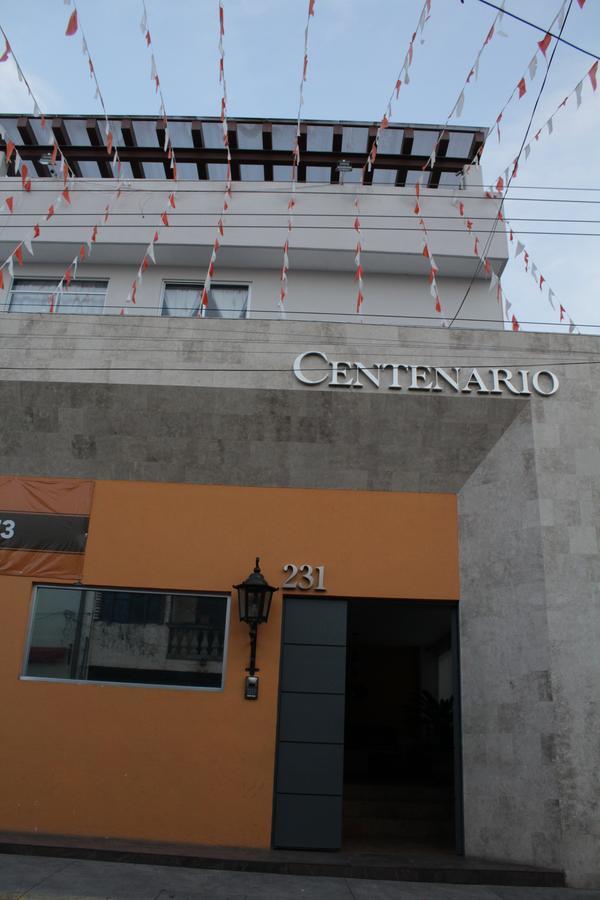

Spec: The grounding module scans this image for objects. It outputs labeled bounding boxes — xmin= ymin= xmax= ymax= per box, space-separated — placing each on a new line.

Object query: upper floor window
xmin=8 ymin=278 xmax=107 ymax=315
xmin=162 ymin=282 xmax=249 ymax=319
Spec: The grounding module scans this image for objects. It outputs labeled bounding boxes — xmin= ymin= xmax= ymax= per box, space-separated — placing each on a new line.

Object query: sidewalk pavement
xmin=1 ymin=854 xmax=600 ymax=900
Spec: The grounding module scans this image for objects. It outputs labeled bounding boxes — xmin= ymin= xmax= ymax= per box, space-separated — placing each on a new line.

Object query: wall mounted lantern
xmin=234 ymin=557 xmax=277 ymax=700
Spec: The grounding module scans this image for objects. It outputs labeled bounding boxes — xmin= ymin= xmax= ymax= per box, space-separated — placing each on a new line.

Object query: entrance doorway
xmin=272 ymin=597 xmax=462 ymax=853
xmin=344 ymin=600 xmax=459 ymax=853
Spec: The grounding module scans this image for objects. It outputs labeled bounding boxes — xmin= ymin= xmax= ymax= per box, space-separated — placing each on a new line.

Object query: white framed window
xmin=8 ymin=278 xmax=107 ymax=315
xmin=22 ymin=585 xmax=230 ymax=691
xmin=161 ymin=282 xmax=250 ymax=319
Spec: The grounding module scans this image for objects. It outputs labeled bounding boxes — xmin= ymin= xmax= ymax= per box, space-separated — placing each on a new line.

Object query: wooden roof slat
xmin=120 ymin=119 xmax=145 ymax=179
xmin=330 ymin=125 xmax=343 ymax=185
xmin=191 ymin=122 xmax=208 ymax=180
xmin=262 ymin=123 xmax=273 ymax=183
xmin=17 ymin=118 xmax=47 ymax=177
xmin=86 ymin=119 xmax=112 ymax=178
xmin=51 ymin=118 xmax=82 ymax=178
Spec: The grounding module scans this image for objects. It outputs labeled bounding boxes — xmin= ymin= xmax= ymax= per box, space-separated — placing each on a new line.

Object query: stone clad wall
xmin=1 ymin=315 xmax=599 ymax=886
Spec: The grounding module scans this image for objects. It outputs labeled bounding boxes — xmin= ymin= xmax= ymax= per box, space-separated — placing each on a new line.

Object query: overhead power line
xmin=475 ymin=0 xmax=600 ymax=60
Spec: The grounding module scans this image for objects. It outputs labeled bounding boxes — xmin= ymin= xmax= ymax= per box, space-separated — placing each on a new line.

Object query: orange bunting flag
xmin=577 ymin=0 xmax=585 ymax=6
xmin=104 ymin=206 xmax=110 ymax=223
xmin=14 ymin=245 xmax=23 ymax=265
xmin=589 ymin=61 xmax=598 ymax=92
xmin=0 ymin=36 xmax=10 ymax=62
xmin=218 ymin=218 xmax=224 ymax=236
xmin=466 ymin=220 xmax=473 ymax=231
xmin=6 ymin=140 xmax=15 ymax=162
xmin=161 ymin=212 xmax=169 ymax=227
xmin=62 ymin=187 xmax=71 ymax=204
xmin=46 ymin=205 xmax=55 ymax=220
xmin=459 ymin=201 xmax=464 ymax=217
xmin=560 ymin=304 xmax=566 ymax=321
xmin=141 ymin=256 xmax=149 ymax=272
xmin=153 ymin=230 xmax=159 ymax=242
xmin=435 ymin=296 xmax=442 ymax=314
xmin=356 ymin=289 xmax=364 ymax=314
xmin=473 ymin=237 xmax=479 ymax=256
xmin=65 ymin=9 xmax=78 ymax=36
xmin=21 ymin=163 xmax=29 ymax=187
xmin=5 ymin=196 xmax=14 ymax=213
xmin=91 ymin=225 xmax=98 ymax=243
xmin=130 ymin=280 xmax=137 ymax=304
xmin=495 ymin=176 xmax=504 ymax=193
xmin=309 ymin=0 xmax=315 ymax=14
xmin=380 ymin=114 xmax=389 ymax=130
xmin=538 ymin=33 xmax=552 ymax=56
xmin=33 ymin=223 xmax=40 ymax=238
xmin=422 ymin=244 xmax=430 ymax=259
xmin=353 ymin=217 xmax=360 ymax=232
xmin=106 ymin=132 xmax=113 ymax=155
xmin=65 ymin=266 xmax=73 ymax=287
xmin=201 ymin=287 xmax=209 ymax=308
xmin=518 ymin=78 xmax=526 ymax=98
xmin=79 ymin=244 xmax=86 ymax=260
xmin=169 ymin=193 xmax=176 ymax=208
xmin=50 ymin=141 xmax=59 ymax=165
xmin=414 ymin=202 xmax=420 ymax=215
xmin=511 ymin=315 xmax=519 ymax=331
xmin=354 ymin=264 xmax=363 ymax=281
xmin=219 ymin=2 xmax=225 ymax=35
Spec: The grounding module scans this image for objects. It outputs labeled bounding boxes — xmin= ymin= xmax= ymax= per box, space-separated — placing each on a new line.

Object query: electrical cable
xmin=474 ymin=0 xmax=600 ymax=60
xmin=0 ymin=307 xmax=598 ymax=332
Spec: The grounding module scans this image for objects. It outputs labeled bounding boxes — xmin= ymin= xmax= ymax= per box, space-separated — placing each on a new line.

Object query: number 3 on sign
xmin=0 ymin=519 xmax=16 ymax=539
xmin=282 ymin=564 xmax=326 ymax=591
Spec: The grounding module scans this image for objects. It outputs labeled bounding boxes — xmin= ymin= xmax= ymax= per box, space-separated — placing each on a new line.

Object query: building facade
xmin=0 ymin=116 xmax=599 ymax=888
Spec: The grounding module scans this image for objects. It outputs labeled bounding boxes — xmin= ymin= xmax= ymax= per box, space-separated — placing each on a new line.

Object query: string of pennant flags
xmin=470 ymin=0 xmax=588 ymax=168
xmin=355 ymin=0 xmax=432 ymax=316
xmin=449 ymin=185 xmax=579 ymax=333
xmin=120 ymin=0 xmax=181 ymax=315
xmin=279 ymin=0 xmax=315 ymax=313
xmin=489 ymin=57 xmax=599 ymax=198
xmin=0 ymin=21 xmax=93 ymax=294
xmin=197 ymin=0 xmax=233 ymax=318
xmin=31 ymin=0 xmax=128 ymax=312
xmin=0 ymin=0 xmax=593 ymax=332
xmin=423 ymin=0 xmax=509 ymax=170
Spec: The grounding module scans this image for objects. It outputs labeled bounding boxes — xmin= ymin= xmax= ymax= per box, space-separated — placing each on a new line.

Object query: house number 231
xmin=282 ymin=564 xmax=326 ymax=591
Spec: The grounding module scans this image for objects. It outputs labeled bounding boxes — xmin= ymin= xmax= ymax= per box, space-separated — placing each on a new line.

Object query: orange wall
xmin=0 ymin=481 xmax=458 ymax=848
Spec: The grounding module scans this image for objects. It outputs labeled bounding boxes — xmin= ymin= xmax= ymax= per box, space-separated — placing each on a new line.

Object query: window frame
xmin=6 ymin=276 xmax=108 ymax=316
xmin=20 ymin=583 xmax=231 ymax=693
xmin=160 ymin=279 xmax=252 ymax=320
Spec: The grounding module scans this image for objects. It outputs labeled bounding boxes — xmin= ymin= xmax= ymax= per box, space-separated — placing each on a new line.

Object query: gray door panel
xmin=272 ymin=794 xmax=343 ymax=850
xmin=272 ymin=596 xmax=347 ymax=850
xmin=280 ymin=644 xmax=347 ymax=694
xmin=278 ymin=692 xmax=346 ymax=744
xmin=276 ymin=742 xmax=345 ymax=795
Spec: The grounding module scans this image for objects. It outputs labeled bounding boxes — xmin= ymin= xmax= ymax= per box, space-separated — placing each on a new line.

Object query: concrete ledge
xmin=0 ymin=833 xmax=566 ymax=887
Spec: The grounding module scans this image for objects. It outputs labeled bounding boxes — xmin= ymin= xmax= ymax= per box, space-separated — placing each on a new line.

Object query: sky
xmin=1 ymin=0 xmax=599 ymax=333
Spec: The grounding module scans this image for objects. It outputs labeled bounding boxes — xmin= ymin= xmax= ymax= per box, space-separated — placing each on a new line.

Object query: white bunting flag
xmin=515 ymin=240 xmax=525 ymax=257
xmin=528 ymin=55 xmax=538 ymax=81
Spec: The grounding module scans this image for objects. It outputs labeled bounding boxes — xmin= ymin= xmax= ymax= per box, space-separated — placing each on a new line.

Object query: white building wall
xmin=0 ymin=168 xmax=508 ymax=329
